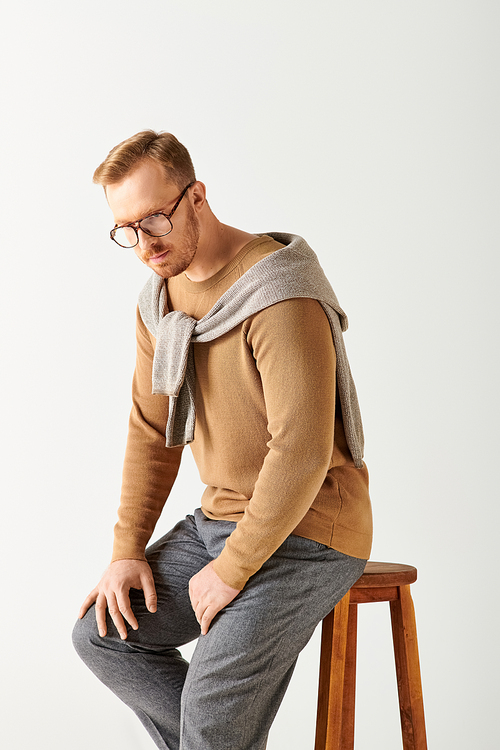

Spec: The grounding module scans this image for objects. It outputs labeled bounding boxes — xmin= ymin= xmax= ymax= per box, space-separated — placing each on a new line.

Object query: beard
xmin=143 ymin=202 xmax=200 ymax=279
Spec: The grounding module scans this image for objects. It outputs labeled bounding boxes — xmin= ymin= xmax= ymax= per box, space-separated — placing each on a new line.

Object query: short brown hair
xmin=93 ymin=130 xmax=196 ymax=189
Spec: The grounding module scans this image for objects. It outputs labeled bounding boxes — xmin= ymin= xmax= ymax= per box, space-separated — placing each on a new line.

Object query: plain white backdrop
xmin=1 ymin=1 xmax=498 ymax=748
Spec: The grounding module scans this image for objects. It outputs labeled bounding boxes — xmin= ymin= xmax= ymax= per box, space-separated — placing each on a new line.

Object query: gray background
xmin=1 ymin=1 xmax=498 ymax=748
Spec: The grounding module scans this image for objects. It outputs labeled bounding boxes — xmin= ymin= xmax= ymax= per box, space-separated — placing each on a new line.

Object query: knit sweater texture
xmin=138 ymin=233 xmax=364 ymax=467
xmin=113 ymin=235 xmax=373 ymax=589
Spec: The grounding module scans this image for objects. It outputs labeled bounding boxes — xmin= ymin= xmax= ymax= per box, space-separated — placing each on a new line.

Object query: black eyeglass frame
xmin=110 ymin=181 xmax=196 ymax=248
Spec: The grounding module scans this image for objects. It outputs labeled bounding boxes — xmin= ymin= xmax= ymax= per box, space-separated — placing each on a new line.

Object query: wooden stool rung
xmin=350 ymin=585 xmax=399 ymax=603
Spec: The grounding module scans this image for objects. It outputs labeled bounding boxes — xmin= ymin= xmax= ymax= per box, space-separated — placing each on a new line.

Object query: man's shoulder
xmin=236 ymin=234 xmax=286 ymax=275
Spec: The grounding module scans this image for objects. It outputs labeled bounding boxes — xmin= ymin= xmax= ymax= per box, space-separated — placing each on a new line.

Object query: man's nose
xmin=137 ymin=229 xmax=157 ymax=250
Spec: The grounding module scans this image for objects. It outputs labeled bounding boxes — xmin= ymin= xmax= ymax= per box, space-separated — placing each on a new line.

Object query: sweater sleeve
xmin=111 ymin=306 xmax=184 ymax=562
xmin=211 ymin=297 xmax=337 ymax=589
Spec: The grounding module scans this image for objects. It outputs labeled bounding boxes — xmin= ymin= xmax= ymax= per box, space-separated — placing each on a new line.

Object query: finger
xmin=78 ymin=588 xmax=98 ymax=619
xmin=188 ymin=579 xmax=195 ymax=607
xmin=106 ymin=591 xmax=128 ymax=640
xmin=188 ymin=584 xmax=198 ymax=613
xmin=194 ymin=603 xmax=203 ymax=629
xmin=95 ymin=592 xmax=109 ymax=638
xmin=141 ymin=571 xmax=158 ymax=613
xmin=115 ymin=590 xmax=139 ymax=632
xmin=200 ymin=606 xmax=216 ymax=636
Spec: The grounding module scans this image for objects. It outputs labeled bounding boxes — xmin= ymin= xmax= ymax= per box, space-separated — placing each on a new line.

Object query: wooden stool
xmin=315 ymin=561 xmax=427 ymax=750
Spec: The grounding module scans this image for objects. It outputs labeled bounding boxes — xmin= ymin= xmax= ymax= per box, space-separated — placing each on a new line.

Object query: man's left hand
xmin=189 ymin=561 xmax=241 ymax=635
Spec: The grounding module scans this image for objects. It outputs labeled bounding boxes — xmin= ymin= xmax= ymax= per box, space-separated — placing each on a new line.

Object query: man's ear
xmin=191 ymin=181 xmax=207 ymax=212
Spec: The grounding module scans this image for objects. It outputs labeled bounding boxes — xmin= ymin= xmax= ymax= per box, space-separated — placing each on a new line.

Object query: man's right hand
xmin=78 ymin=559 xmax=157 ymax=640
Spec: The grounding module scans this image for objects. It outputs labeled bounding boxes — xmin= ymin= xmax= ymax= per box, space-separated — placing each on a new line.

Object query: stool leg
xmin=315 ymin=591 xmax=350 ymax=750
xmin=390 ymin=585 xmax=428 ymax=750
xmin=340 ymin=603 xmax=358 ymax=750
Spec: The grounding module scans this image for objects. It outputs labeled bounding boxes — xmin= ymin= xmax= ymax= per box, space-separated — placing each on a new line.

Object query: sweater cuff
xmin=211 ymin=548 xmax=255 ymax=591
xmin=111 ymin=533 xmax=148 ymax=563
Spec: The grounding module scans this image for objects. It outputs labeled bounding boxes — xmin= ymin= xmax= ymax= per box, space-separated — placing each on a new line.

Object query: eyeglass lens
xmin=113 ymin=214 xmax=173 ymax=248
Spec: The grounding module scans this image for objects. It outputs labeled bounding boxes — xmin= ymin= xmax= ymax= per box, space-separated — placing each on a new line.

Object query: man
xmin=73 ymin=130 xmax=372 ymax=750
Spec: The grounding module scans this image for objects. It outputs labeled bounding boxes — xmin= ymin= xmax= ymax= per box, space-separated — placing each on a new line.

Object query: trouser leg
xmin=72 ymin=515 xmax=208 ymax=750
xmin=179 ymin=511 xmax=366 ymax=750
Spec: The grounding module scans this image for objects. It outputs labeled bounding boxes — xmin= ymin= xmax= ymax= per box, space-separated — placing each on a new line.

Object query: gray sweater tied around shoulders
xmin=138 ymin=232 xmax=365 ymax=468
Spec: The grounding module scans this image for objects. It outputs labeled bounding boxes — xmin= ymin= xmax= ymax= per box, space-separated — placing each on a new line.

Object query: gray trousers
xmin=73 ymin=510 xmax=365 ymax=750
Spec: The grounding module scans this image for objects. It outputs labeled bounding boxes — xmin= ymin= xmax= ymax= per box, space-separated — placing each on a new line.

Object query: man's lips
xmin=147 ymin=249 xmax=169 ymax=264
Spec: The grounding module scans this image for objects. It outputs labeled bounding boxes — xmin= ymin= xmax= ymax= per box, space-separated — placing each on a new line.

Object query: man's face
xmin=106 ymin=159 xmax=200 ymax=279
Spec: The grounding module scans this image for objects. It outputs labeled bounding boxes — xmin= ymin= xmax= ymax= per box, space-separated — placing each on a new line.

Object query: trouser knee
xmin=72 ymin=609 xmax=101 ymax=667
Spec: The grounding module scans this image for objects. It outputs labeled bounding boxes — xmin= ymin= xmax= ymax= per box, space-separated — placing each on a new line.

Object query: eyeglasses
xmin=110 ymin=181 xmax=195 ymax=248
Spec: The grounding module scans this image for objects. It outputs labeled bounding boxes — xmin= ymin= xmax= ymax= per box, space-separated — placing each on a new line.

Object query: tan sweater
xmin=113 ymin=236 xmax=373 ymax=590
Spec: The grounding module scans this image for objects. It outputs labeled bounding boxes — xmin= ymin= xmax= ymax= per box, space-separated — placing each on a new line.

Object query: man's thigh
xmin=188 ymin=532 xmax=364 ymax=673
xmin=179 ymin=532 xmax=365 ymax=749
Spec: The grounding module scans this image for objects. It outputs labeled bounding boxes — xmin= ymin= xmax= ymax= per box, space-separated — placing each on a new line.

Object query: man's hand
xmin=78 ymin=559 xmax=157 ymax=640
xmin=189 ymin=561 xmax=241 ymax=635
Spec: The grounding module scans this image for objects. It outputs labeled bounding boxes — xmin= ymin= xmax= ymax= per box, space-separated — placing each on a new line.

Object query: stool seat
xmin=353 ymin=561 xmax=417 ymax=587
xmin=350 ymin=561 xmax=418 ymax=605
xmin=315 ymin=561 xmax=427 ymax=750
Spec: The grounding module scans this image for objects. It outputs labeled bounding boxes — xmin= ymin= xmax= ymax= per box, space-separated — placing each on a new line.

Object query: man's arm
xmin=112 ymin=307 xmax=184 ymax=562
xmin=212 ymin=297 xmax=337 ymax=590
xmin=183 ymin=298 xmax=338 ymax=630
xmin=79 ymin=307 xmax=183 ymax=638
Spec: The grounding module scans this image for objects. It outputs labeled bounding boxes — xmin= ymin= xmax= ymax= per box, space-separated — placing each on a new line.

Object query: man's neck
xmin=185 ymin=220 xmax=257 ymax=283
